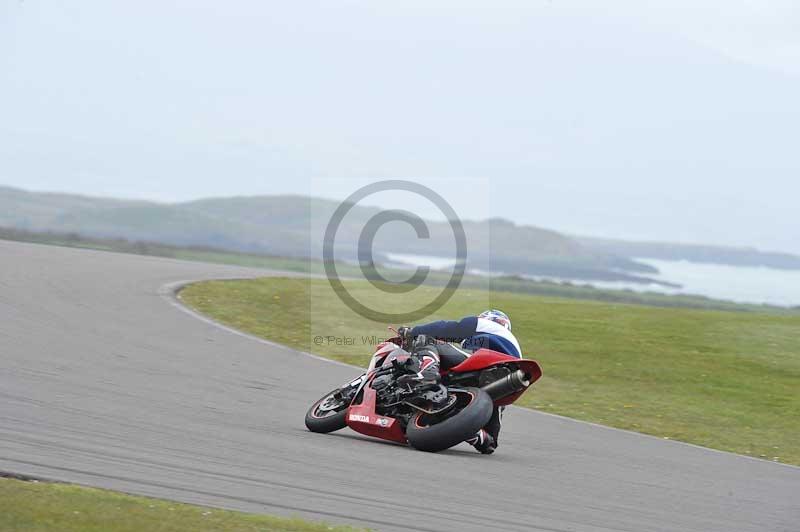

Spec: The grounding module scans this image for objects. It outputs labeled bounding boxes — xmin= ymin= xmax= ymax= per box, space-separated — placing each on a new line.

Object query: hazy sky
xmin=1 ymin=1 xmax=798 ymax=253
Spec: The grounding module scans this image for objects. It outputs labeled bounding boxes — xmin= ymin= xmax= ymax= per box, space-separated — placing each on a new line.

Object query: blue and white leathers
xmin=410 ymin=316 xmax=522 ymax=358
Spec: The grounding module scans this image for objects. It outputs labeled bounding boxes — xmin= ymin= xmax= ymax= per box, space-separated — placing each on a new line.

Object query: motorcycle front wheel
xmin=406 ymin=387 xmax=493 ymax=452
xmin=305 ymin=388 xmax=350 ymax=433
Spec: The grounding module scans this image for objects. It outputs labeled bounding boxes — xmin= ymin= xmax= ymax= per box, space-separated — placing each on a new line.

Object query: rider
xmin=400 ymin=309 xmax=520 ymax=454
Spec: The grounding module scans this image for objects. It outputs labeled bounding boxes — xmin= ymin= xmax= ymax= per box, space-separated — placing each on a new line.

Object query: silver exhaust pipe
xmin=480 ymin=369 xmax=530 ymax=400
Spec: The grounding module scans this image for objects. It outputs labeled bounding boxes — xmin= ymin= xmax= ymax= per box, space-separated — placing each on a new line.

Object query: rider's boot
xmin=467 ymin=406 xmax=503 ymax=454
xmin=466 ymin=429 xmax=496 ymax=454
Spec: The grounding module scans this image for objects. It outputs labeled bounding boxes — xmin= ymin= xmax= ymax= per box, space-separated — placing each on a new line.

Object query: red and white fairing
xmin=344 ymin=337 xmax=542 ymax=443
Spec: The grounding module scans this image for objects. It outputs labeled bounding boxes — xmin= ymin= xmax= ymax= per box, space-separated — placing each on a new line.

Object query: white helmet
xmin=478 ymin=309 xmax=511 ymax=331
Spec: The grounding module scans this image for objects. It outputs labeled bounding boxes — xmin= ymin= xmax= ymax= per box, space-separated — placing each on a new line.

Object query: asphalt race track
xmin=1 ymin=240 xmax=798 ymax=531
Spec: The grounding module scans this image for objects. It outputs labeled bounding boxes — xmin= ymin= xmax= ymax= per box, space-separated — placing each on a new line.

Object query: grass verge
xmin=181 ymin=277 xmax=800 ymax=465
xmin=0 ymin=476 xmax=365 ymax=532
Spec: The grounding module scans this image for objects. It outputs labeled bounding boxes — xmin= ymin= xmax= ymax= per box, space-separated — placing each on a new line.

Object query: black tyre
xmin=406 ymin=387 xmax=493 ymax=452
xmin=305 ymin=388 xmax=350 ymax=433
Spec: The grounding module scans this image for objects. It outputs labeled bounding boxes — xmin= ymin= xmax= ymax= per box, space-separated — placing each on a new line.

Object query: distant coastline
xmin=579 ymin=237 xmax=800 ymax=271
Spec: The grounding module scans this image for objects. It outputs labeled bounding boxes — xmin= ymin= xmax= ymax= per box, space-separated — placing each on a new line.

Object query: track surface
xmin=1 ymin=240 xmax=798 ymax=531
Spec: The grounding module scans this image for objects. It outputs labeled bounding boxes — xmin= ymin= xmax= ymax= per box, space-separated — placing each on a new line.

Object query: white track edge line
xmin=158 ymin=280 xmax=355 ymax=370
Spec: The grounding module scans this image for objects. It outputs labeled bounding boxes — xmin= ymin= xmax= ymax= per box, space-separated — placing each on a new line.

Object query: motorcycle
xmin=305 ymin=330 xmax=542 ymax=452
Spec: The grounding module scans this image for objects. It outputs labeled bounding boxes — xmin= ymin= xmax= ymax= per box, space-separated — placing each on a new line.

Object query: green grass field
xmin=181 ymin=277 xmax=800 ymax=465
xmin=0 ymin=476 xmax=365 ymax=532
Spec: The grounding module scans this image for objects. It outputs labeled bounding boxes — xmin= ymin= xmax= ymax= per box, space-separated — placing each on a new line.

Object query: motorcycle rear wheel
xmin=406 ymin=387 xmax=493 ymax=452
xmin=305 ymin=388 xmax=349 ymax=433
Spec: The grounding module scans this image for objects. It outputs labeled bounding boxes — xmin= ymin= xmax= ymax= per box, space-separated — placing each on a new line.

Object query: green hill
xmin=0 ymin=185 xmax=663 ymax=284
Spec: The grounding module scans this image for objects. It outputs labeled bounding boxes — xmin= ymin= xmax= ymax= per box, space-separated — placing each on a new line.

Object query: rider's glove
xmin=397 ymin=326 xmax=414 ymax=349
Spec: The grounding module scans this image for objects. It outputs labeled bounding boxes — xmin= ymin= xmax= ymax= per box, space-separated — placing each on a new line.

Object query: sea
xmin=383 ymin=253 xmax=800 ymax=308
